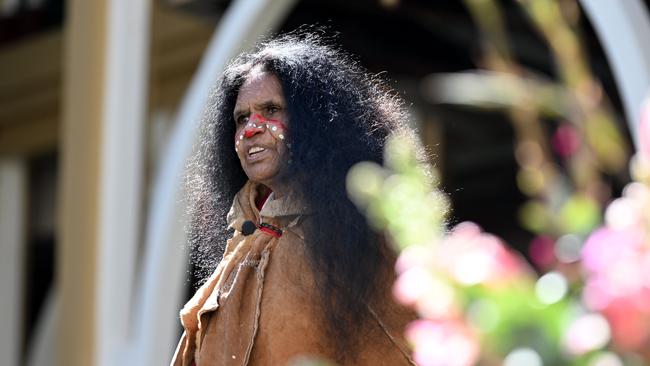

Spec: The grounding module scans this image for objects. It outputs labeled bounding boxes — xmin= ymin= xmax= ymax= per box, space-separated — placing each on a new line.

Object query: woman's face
xmin=233 ymin=70 xmax=290 ymax=190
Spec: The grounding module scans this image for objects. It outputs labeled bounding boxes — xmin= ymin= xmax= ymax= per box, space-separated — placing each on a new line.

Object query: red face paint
xmin=237 ymin=113 xmax=288 ymax=141
xmin=264 ymin=118 xmax=288 ymax=130
xmin=243 ymin=128 xmax=261 ymax=138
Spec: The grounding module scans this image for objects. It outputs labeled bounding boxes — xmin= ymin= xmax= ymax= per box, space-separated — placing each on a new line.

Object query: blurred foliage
xmin=344 ymin=0 xmax=650 ymax=365
xmin=349 ymin=136 xmax=581 ymax=365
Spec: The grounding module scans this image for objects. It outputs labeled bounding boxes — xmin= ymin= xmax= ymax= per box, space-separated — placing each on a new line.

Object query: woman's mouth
xmin=248 ymin=146 xmax=266 ymax=156
xmin=246 ymin=146 xmax=269 ymax=162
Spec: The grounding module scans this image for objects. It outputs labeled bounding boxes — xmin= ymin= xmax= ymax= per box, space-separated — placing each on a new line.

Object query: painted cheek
xmin=234 ymin=129 xmax=244 ymax=152
xmin=244 ymin=113 xmax=288 ymax=141
xmin=265 ymin=119 xmax=287 ymax=141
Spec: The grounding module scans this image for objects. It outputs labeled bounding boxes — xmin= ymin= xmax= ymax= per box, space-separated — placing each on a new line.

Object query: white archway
xmin=130 ymin=0 xmax=297 ymax=365
xmin=580 ymin=0 xmax=650 ymax=147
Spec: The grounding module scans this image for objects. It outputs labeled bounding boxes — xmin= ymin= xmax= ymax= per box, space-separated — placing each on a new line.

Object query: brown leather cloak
xmin=171 ymin=181 xmax=415 ymax=365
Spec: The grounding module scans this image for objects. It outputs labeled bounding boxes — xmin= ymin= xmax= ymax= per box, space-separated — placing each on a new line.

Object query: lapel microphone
xmin=241 ymin=220 xmax=257 ymax=236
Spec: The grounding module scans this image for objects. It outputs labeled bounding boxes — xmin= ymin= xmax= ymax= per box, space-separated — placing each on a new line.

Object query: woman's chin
xmin=246 ymin=170 xmax=280 ymax=186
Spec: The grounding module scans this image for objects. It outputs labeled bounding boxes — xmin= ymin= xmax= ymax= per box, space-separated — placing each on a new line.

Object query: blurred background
xmin=0 ymin=0 xmax=648 ymax=365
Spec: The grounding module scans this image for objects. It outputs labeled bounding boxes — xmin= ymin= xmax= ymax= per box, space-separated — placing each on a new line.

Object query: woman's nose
xmin=243 ymin=114 xmax=267 ymax=138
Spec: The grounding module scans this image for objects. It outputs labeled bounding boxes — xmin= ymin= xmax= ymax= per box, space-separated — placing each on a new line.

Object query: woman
xmin=172 ymin=32 xmax=423 ymax=365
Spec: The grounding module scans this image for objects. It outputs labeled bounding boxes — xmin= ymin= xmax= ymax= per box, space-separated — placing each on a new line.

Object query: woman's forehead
xmin=235 ymin=72 xmax=285 ymax=107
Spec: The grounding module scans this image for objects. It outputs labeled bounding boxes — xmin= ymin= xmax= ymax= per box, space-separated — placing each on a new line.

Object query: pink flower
xmin=563 ymin=313 xmax=611 ymax=355
xmin=581 ymin=209 xmax=650 ymax=352
xmin=552 ymin=124 xmax=581 ymax=158
xmin=528 ymin=235 xmax=556 ymax=269
xmin=581 ymin=226 xmax=647 ymax=309
xmin=405 ymin=319 xmax=479 ymax=366
xmin=605 ymin=197 xmax=643 ymax=230
xmin=438 ymin=222 xmax=526 ymax=286
xmin=395 ymin=245 xmax=436 ymax=274
xmin=581 ymin=227 xmax=644 ymax=276
xmin=602 ymin=297 xmax=650 ymax=351
xmin=393 ymin=267 xmax=459 ymax=319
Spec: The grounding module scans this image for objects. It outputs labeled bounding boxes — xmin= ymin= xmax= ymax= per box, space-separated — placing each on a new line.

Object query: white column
xmin=96 ymin=0 xmax=151 ymax=365
xmin=130 ymin=0 xmax=297 ymax=365
xmin=59 ymin=0 xmax=106 ymax=363
xmin=0 ymin=158 xmax=27 ymax=366
xmin=580 ymin=0 xmax=650 ymax=147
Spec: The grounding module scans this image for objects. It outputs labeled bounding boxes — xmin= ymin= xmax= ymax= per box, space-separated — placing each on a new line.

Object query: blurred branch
xmin=520 ymin=0 xmax=628 ymax=173
xmin=422 ymin=71 xmax=571 ymax=117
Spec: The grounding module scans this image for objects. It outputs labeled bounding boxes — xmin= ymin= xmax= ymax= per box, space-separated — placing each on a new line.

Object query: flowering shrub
xmin=350 ymin=0 xmax=650 ymax=364
xmin=348 ymin=92 xmax=649 ymax=362
xmin=348 ymin=116 xmax=650 ymax=364
xmin=298 ymin=0 xmax=650 ymax=364
xmin=580 ymin=109 xmax=650 ymax=357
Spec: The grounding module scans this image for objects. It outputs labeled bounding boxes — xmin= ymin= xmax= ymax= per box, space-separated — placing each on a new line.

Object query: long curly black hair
xmin=187 ymin=31 xmax=424 ymax=360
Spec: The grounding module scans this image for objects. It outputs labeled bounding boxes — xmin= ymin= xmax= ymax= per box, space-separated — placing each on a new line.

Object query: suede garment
xmin=171 ymin=181 xmax=415 ymax=365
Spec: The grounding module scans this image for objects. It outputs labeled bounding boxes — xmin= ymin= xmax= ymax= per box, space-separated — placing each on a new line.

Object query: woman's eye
xmin=267 ymin=105 xmax=279 ymax=114
xmin=236 ymin=115 xmax=249 ymax=125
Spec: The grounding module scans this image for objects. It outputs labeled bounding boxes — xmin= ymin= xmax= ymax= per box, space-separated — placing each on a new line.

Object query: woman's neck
xmin=255 ymin=184 xmax=272 ymax=210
